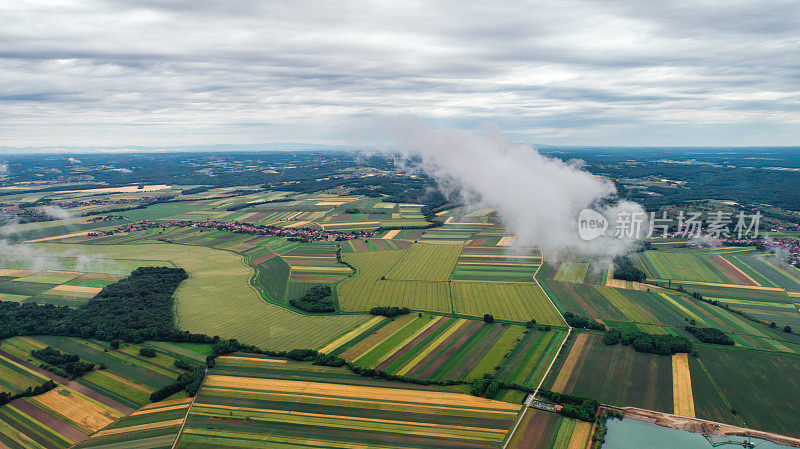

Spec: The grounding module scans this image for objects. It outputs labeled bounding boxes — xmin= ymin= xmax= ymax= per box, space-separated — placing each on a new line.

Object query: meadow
xmin=31 ymin=243 xmax=371 ymax=351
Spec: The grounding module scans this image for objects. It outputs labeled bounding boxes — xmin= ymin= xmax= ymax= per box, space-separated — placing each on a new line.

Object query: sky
xmin=1 ymin=0 xmax=799 ymax=149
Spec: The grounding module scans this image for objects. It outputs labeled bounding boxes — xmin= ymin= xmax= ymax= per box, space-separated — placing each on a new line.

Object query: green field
xmin=451 ymin=281 xmax=563 ymax=324
xmin=690 ymin=346 xmax=800 ymax=437
xmin=384 ymin=243 xmax=462 ymax=281
xmin=338 ymin=249 xmax=453 ymax=313
xmin=544 ymin=332 xmax=674 ymax=413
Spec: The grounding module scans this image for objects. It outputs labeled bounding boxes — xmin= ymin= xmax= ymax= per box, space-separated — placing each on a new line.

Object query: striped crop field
xmin=723 ymin=255 xmax=800 ymax=290
xmin=495 ymin=328 xmax=568 ymax=388
xmin=341 ymin=238 xmax=413 ymax=253
xmin=451 ymin=281 xmax=563 ymax=324
xmin=280 ymin=241 xmax=352 ymax=301
xmin=330 ymin=315 xmax=544 ymax=382
xmin=337 ymin=249 xmax=453 ymax=313
xmin=384 ymin=243 xmax=463 ymax=281
xmin=419 ymin=224 xmax=487 ymax=244
xmin=536 ymin=261 xmax=609 ymax=285
xmin=0 ymin=336 xmax=208 ymax=448
xmin=450 ymin=241 xmax=541 ymax=282
xmin=175 ymin=354 xmax=521 ymax=449
xmin=635 ymin=251 xmax=750 ymax=284
xmin=506 ymin=409 xmax=591 ymax=449
xmin=381 ymin=228 xmax=425 ymax=240
xmin=73 ymin=398 xmax=192 ymax=449
xmin=0 ymin=352 xmax=51 ymax=395
xmin=540 ymin=280 xmax=800 ymax=353
xmin=540 ymin=281 xmax=661 ymax=326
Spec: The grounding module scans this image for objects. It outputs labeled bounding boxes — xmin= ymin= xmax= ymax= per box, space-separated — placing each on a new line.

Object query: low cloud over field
xmin=385 ymin=118 xmax=645 ymax=257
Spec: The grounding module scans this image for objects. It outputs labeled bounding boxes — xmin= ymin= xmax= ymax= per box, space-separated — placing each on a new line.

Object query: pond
xmin=603 ymin=417 xmax=795 ymax=449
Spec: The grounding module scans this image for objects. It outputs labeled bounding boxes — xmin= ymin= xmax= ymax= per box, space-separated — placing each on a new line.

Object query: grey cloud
xmin=0 ymin=0 xmax=799 ymax=147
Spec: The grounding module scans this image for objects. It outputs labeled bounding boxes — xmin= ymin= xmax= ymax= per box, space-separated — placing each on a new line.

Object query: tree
xmin=110 ymin=340 xmax=120 ymax=349
xmin=603 ymin=329 xmax=621 ymax=346
xmin=483 ymin=314 xmax=495 ymax=323
xmin=785 ymin=326 xmax=793 ymax=333
xmin=139 ymin=347 xmax=156 ymax=357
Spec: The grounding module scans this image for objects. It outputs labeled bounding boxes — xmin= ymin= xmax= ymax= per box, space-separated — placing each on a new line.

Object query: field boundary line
xmin=502 ymin=256 xmax=571 ymax=448
xmin=171 ymin=367 xmax=207 ymax=449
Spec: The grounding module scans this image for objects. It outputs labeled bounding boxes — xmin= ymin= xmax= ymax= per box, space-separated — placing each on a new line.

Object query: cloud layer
xmin=2 ymin=0 xmax=799 ymax=147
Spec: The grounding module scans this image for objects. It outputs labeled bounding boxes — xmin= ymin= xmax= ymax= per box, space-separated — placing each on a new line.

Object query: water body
xmin=603 ymin=417 xmax=795 ymax=449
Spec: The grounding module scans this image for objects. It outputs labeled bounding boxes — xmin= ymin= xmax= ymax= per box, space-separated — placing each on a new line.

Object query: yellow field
xmin=567 ymin=420 xmax=593 ymax=449
xmin=551 ymin=333 xmax=589 ymax=392
xmin=497 ymin=236 xmax=516 ymax=246
xmin=382 ymin=229 xmax=401 ymax=239
xmin=672 ymin=353 xmax=695 ymax=417
xmin=317 ymin=316 xmax=386 ymax=353
xmin=29 ymin=387 xmax=122 ymax=433
xmin=204 ymin=375 xmax=521 ymax=411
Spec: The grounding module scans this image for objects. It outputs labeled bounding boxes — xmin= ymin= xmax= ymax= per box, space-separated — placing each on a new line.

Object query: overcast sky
xmin=2 ymin=0 xmax=799 ymax=149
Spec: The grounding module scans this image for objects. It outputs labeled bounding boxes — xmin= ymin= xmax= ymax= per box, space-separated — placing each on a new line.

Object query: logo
xmin=578 ymin=209 xmax=607 ymax=241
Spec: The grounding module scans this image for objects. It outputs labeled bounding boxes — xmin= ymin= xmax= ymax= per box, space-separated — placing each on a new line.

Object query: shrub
xmin=139 ymin=347 xmax=157 ymax=357
xmin=484 ymin=314 xmax=495 ymax=323
xmin=685 ymin=326 xmax=734 ymax=345
xmin=370 ymin=306 xmax=410 ymax=317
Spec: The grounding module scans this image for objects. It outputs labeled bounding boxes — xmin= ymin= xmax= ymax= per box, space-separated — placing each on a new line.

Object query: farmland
xmin=74 ymin=397 xmax=192 ymax=449
xmin=506 ymin=409 xmax=591 ymax=449
xmin=0 ymin=335 xmax=207 ymax=448
xmin=541 ymin=279 xmax=800 ymax=353
xmin=451 ymin=281 xmax=563 ymax=323
xmin=174 ymin=353 xmax=521 ymax=448
xmin=544 ymin=332 xmax=674 ymax=413
xmin=337 ymin=249 xmax=453 ymax=313
xmin=689 ymin=346 xmax=800 ymax=437
xmin=451 ymin=238 xmax=541 ymax=282
xmin=338 ymin=243 xmax=562 ymax=323
xmin=2 ymin=151 xmax=800 ymax=448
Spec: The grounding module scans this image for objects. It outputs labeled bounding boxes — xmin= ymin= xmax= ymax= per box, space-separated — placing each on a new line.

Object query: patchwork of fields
xmin=0 ymin=255 xmax=171 ymax=307
xmin=338 ymin=243 xmax=563 ymax=323
xmin=541 ymin=279 xmax=800 ymax=353
xmin=74 ymin=397 xmax=192 ymax=449
xmin=175 ymin=354 xmax=521 ymax=448
xmin=451 ymin=238 xmax=541 ymax=282
xmin=0 ymin=336 xmax=208 ymax=448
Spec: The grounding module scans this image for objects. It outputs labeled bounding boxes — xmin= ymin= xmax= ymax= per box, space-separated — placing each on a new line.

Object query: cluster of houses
xmin=53 ymin=195 xmax=174 ymax=209
xmin=113 ymin=219 xmax=374 ymax=242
